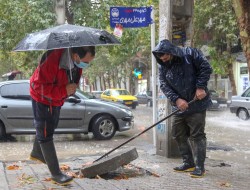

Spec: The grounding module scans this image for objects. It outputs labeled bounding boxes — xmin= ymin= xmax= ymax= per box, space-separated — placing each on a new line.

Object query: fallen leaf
xmin=60 ymin=164 xmax=70 ymax=171
xmin=43 ymin=177 xmax=52 ymax=182
xmin=151 ymin=171 xmax=160 ymax=177
xmin=6 ymin=164 xmax=21 ymax=170
xmin=66 ymin=171 xmax=78 ymax=178
xmin=219 ymin=182 xmax=232 ymax=187
xmin=114 ymin=174 xmax=129 ymax=180
xmin=17 ymin=173 xmax=36 ymax=185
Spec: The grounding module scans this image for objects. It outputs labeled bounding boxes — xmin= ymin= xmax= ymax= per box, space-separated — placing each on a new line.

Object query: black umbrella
xmin=13 ymin=24 xmax=120 ymax=51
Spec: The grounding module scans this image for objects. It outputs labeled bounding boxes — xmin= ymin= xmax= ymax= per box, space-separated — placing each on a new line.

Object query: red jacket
xmin=30 ymin=49 xmax=82 ymax=107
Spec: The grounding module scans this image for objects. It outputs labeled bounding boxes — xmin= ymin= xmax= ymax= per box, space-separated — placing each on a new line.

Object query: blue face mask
xmin=73 ymin=61 xmax=89 ymax=69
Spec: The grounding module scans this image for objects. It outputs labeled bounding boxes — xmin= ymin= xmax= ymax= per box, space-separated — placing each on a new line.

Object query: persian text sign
xmin=110 ymin=6 xmax=153 ymax=28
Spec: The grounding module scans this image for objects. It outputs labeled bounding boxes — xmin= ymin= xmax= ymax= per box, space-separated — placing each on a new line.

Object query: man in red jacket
xmin=29 ymin=46 xmax=95 ymax=185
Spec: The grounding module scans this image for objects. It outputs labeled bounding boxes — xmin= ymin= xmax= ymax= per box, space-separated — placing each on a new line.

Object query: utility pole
xmin=156 ymin=0 xmax=194 ymax=158
xmin=156 ymin=0 xmax=179 ymax=158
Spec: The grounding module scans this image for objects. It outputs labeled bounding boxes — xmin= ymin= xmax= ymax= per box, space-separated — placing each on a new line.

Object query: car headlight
xmin=117 ymin=99 xmax=124 ymax=103
xmin=212 ymin=100 xmax=218 ymax=104
xmin=120 ymin=108 xmax=132 ymax=116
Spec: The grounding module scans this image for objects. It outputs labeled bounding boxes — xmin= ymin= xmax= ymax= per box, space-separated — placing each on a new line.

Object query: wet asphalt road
xmin=0 ymin=104 xmax=249 ymax=166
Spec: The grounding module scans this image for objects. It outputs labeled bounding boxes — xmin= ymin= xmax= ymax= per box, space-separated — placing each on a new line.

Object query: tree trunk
xmin=55 ymin=0 xmax=66 ymax=25
xmin=214 ymin=74 xmax=218 ymax=90
xmin=146 ymin=64 xmax=151 ymax=91
xmin=226 ymin=38 xmax=237 ymax=95
xmin=103 ymin=76 xmax=106 ymax=90
xmin=65 ymin=0 xmax=74 ymax=24
xmin=55 ymin=0 xmax=65 ymax=25
xmin=112 ymin=70 xmax=116 ymax=88
xmin=232 ymin=0 xmax=250 ymax=79
xmin=228 ymin=63 xmax=237 ymax=95
xmin=122 ymin=76 xmax=127 ymax=89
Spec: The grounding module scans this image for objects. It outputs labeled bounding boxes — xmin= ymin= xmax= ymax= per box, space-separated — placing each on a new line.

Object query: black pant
xmin=32 ymin=99 xmax=61 ymax=143
xmin=172 ymin=111 xmax=206 ymax=142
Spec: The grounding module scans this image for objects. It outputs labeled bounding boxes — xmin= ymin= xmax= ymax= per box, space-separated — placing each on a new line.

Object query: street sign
xmin=110 ymin=6 xmax=153 ymax=28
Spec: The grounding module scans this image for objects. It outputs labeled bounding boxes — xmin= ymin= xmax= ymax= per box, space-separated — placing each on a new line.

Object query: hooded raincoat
xmin=152 ymin=39 xmax=212 ymax=114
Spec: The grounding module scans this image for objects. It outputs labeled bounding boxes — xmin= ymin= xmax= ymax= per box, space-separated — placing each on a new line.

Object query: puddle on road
xmin=207 ymin=142 xmax=234 ymax=151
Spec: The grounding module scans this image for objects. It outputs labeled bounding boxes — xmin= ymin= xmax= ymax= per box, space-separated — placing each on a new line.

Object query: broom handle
xmin=93 ymin=99 xmax=196 ymax=162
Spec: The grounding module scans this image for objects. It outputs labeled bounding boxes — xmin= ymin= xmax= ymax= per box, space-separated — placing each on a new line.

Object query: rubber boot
xmin=40 ymin=141 xmax=73 ymax=185
xmin=30 ymin=138 xmax=46 ymax=164
xmin=173 ymin=139 xmax=195 ymax=172
xmin=190 ymin=138 xmax=206 ymax=178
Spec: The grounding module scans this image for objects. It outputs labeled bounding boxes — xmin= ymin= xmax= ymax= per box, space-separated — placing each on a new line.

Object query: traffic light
xmin=132 ymin=68 xmax=142 ymax=79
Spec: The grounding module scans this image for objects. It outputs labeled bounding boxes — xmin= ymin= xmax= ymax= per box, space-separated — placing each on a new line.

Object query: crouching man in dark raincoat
xmin=152 ymin=39 xmax=212 ymax=178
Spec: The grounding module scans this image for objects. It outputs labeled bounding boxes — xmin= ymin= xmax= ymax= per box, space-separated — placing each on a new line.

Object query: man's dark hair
xmin=71 ymin=46 xmax=95 ymax=58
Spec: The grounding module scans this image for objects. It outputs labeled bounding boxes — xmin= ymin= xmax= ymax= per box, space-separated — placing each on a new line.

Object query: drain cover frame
xmin=80 ymin=147 xmax=138 ymax=178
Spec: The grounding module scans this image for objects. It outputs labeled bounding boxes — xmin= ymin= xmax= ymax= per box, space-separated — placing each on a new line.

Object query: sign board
xmin=110 ymin=6 xmax=153 ymax=28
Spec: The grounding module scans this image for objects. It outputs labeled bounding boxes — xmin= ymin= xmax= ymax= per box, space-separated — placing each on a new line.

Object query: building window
xmin=240 ymin=67 xmax=248 ymax=75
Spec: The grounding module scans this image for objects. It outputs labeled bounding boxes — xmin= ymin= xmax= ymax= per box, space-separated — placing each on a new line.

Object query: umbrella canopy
xmin=13 ymin=24 xmax=120 ymax=51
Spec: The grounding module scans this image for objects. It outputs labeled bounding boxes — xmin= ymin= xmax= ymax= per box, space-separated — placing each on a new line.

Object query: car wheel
xmin=132 ymin=105 xmax=136 ymax=109
xmin=92 ymin=115 xmax=116 ymax=140
xmin=237 ymin=108 xmax=249 ymax=120
xmin=0 ymin=122 xmax=7 ymax=138
xmin=147 ymin=100 xmax=152 ymax=107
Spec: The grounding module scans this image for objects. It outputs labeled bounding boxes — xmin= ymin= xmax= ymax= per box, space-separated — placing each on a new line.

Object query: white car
xmin=230 ymin=86 xmax=250 ymax=120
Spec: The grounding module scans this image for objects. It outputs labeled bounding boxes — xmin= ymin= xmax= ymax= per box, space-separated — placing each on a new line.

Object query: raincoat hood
xmin=59 ymin=49 xmax=75 ymax=70
xmin=152 ymin=39 xmax=183 ymax=65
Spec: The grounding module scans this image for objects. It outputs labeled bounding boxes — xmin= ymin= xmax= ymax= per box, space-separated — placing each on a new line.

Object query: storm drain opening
xmin=89 ymin=164 xmax=159 ymax=180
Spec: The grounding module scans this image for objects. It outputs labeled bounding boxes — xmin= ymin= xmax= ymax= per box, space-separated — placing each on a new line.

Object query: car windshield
xmin=76 ymin=89 xmax=95 ymax=99
xmin=209 ymin=90 xmax=219 ymax=97
xmin=147 ymin=91 xmax=152 ymax=96
xmin=113 ymin=90 xmax=130 ymax=96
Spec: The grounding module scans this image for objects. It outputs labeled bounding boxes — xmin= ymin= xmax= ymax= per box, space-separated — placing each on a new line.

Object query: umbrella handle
xmin=67 ymin=48 xmax=73 ymax=83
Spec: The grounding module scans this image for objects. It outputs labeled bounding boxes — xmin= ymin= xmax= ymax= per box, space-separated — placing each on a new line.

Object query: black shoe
xmin=189 ymin=167 xmax=205 ymax=178
xmin=51 ymin=172 xmax=73 ymax=185
xmin=173 ymin=163 xmax=195 ymax=172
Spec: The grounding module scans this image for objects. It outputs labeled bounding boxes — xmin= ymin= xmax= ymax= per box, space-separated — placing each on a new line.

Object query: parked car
xmin=208 ymin=99 xmax=220 ymax=111
xmin=135 ymin=91 xmax=152 ymax=107
xmin=0 ymin=80 xmax=134 ymax=140
xmin=90 ymin=91 xmax=103 ymax=99
xmin=208 ymin=90 xmax=230 ymax=110
xmin=2 ymin=70 xmax=22 ymax=80
xmin=230 ymin=86 xmax=250 ymax=120
xmin=101 ymin=88 xmax=138 ymax=109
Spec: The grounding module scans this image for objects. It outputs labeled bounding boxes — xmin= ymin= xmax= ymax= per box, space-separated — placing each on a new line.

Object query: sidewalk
xmin=1 ymin=145 xmax=249 ymax=190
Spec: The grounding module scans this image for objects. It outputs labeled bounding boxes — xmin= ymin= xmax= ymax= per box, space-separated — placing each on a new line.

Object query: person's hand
xmin=176 ymin=98 xmax=188 ymax=111
xmin=195 ymin=88 xmax=207 ymax=100
xmin=66 ymin=83 xmax=77 ymax=96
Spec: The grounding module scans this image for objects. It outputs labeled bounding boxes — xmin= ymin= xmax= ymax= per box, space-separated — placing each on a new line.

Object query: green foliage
xmin=71 ymin=0 xmax=158 ymax=87
xmin=0 ymin=0 xmax=158 ymax=84
xmin=194 ymin=0 xmax=238 ymax=76
xmin=0 ymin=0 xmax=56 ymax=77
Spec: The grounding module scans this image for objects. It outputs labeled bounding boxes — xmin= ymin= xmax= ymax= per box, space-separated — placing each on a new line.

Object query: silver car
xmin=230 ymin=86 xmax=250 ymax=120
xmin=135 ymin=91 xmax=152 ymax=107
xmin=0 ymin=80 xmax=133 ymax=140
